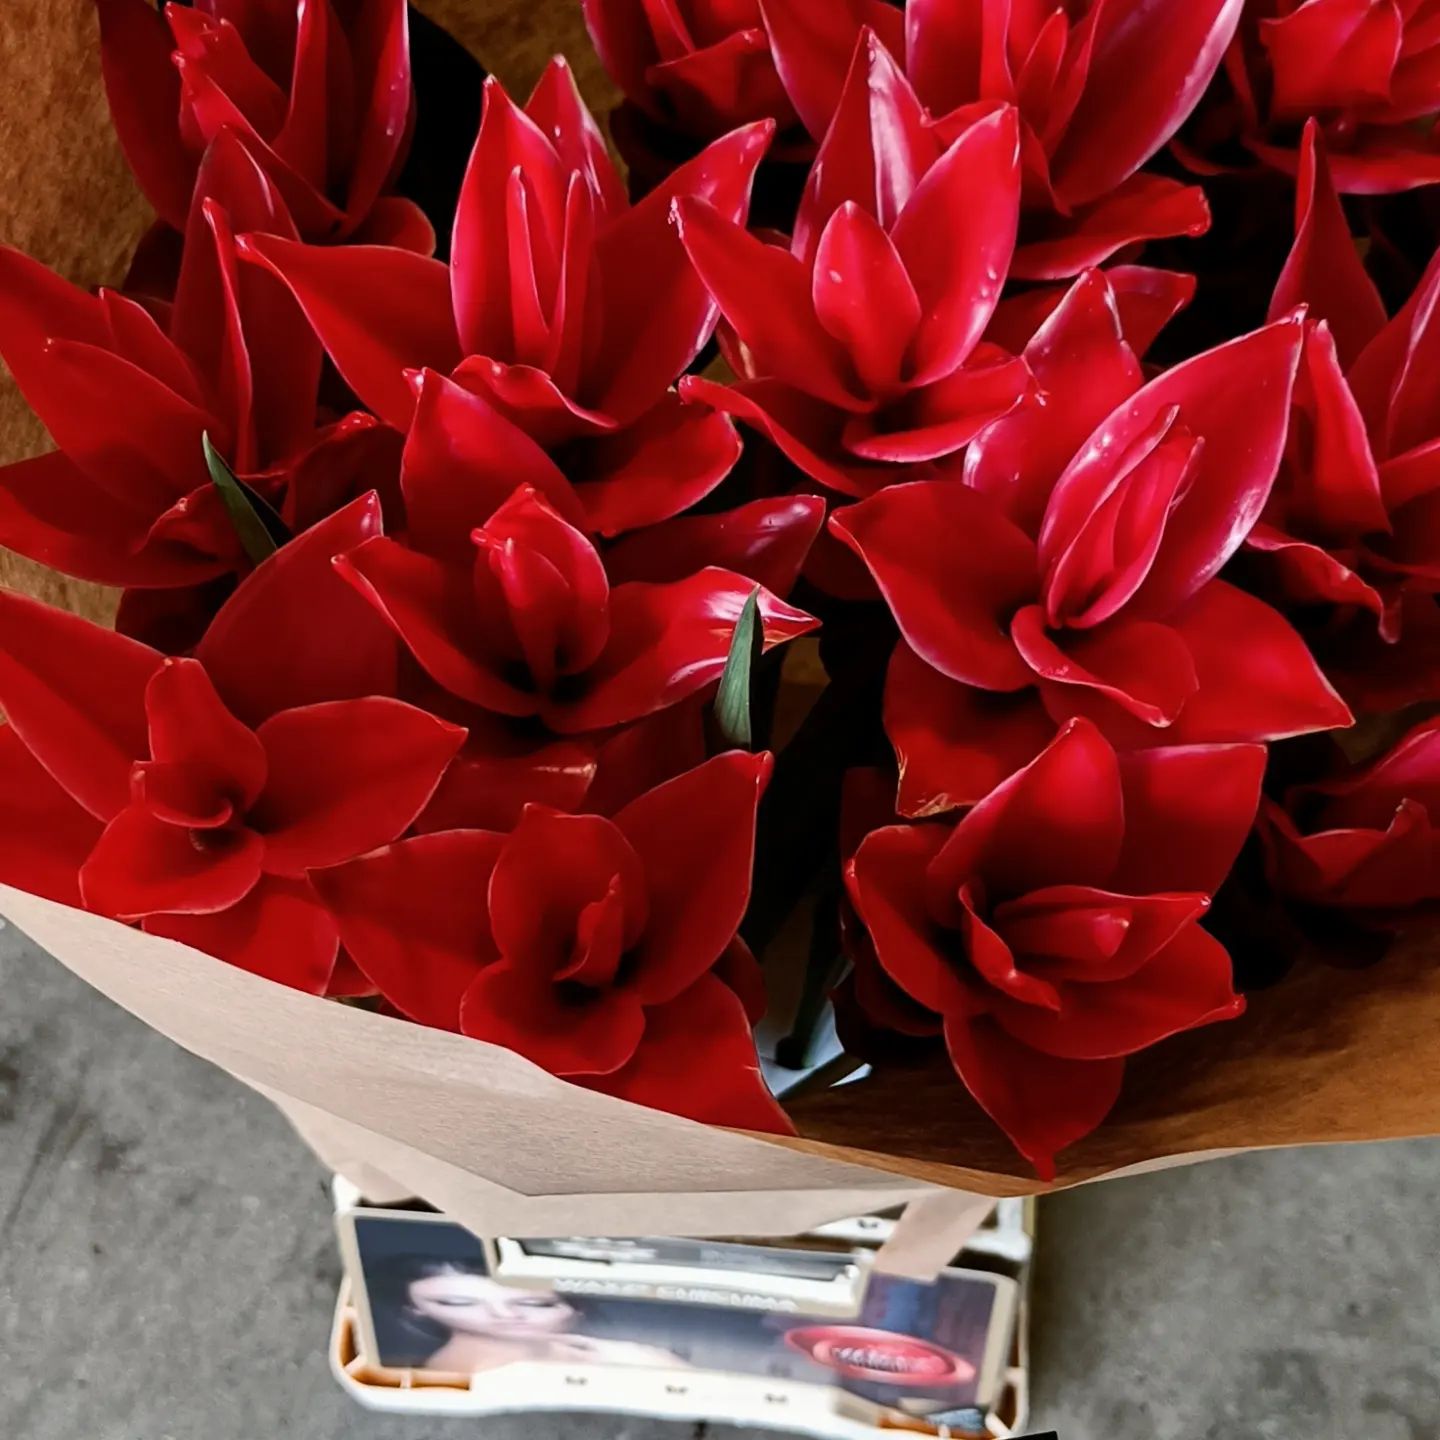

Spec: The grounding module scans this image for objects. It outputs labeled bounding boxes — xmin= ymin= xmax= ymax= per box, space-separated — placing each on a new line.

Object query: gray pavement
xmin=1 ymin=923 xmax=1436 ymax=1439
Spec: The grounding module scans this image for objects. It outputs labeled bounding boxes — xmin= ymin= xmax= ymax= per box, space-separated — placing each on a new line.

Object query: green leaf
xmin=714 ymin=587 xmax=764 ymax=749
xmin=203 ymin=432 xmax=289 ymax=564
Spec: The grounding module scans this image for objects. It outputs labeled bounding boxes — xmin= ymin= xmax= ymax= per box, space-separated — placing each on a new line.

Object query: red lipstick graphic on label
xmin=783 ymin=1326 xmax=976 ymax=1385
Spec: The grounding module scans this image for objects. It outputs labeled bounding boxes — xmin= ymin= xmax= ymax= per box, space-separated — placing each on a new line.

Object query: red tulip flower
xmin=1230 ymin=0 xmax=1440 ymax=191
xmin=0 ymin=580 xmax=460 ymax=993
xmin=95 ymin=0 xmax=429 ymax=247
xmin=337 ymin=481 xmax=816 ymax=734
xmin=0 ymin=134 xmax=396 ymax=593
xmin=241 ymin=60 xmax=771 ymax=520
xmin=581 ymin=0 xmax=901 ymax=147
xmin=1249 ymin=122 xmax=1440 ymax=711
xmin=904 ymin=0 xmax=1241 ymax=278
xmin=832 ymin=297 xmax=1351 ymax=817
xmin=1262 ymin=715 xmax=1440 ymax=932
xmin=846 ymin=719 xmax=1261 ymax=1177
xmin=313 ymin=751 xmax=792 ymax=1131
xmin=678 ymin=37 xmax=1028 ymax=498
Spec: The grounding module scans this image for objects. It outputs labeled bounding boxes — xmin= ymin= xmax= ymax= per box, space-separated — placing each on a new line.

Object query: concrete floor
xmin=1 ymin=922 xmax=1436 ymax=1440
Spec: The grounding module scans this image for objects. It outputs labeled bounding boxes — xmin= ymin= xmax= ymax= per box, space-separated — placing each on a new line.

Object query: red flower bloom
xmin=313 ymin=751 xmax=792 ymax=1131
xmin=0 ymin=583 xmax=460 ymax=993
xmin=1249 ymin=122 xmax=1440 ymax=710
xmin=846 ymin=719 xmax=1262 ymax=1176
xmin=678 ymin=37 xmax=1028 ymax=497
xmin=336 ymin=482 xmax=816 ymax=734
xmin=0 ymin=135 xmax=393 ymax=593
xmin=905 ymin=0 xmax=1239 ymax=278
xmin=1262 ymin=715 xmax=1440 ymax=930
xmin=831 ymin=295 xmax=1350 ymax=816
xmin=95 ymin=0 xmax=428 ymax=246
xmin=581 ymin=0 xmax=901 ymax=146
xmin=240 ymin=61 xmax=770 ymax=520
xmin=1226 ymin=0 xmax=1440 ymax=192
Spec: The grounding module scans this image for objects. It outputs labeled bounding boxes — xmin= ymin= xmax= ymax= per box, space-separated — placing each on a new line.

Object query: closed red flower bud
xmin=846 ymin=719 xmax=1262 ymax=1176
xmin=1233 ymin=0 xmax=1440 ymax=191
xmin=313 ymin=751 xmax=793 ymax=1132
xmin=678 ymin=37 xmax=1029 ymax=497
xmin=0 ymin=585 xmax=463 ymax=993
xmin=240 ymin=61 xmax=772 ymax=525
xmin=906 ymin=0 xmax=1238 ymax=278
xmin=831 ymin=300 xmax=1350 ymax=815
xmin=95 ymin=0 xmax=428 ymax=245
xmin=0 ymin=138 xmax=390 ymax=597
xmin=335 ymin=484 xmax=817 ymax=734
xmin=1262 ymin=715 xmax=1440 ymax=931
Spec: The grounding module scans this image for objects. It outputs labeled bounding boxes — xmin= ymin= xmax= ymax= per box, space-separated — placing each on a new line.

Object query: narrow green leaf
xmin=203 ymin=432 xmax=289 ymax=564
xmin=714 ymin=587 xmax=764 ymax=749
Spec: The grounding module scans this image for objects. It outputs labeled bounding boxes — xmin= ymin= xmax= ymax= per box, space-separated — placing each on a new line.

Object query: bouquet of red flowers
xmin=4 ymin=0 xmax=1440 ymax=1248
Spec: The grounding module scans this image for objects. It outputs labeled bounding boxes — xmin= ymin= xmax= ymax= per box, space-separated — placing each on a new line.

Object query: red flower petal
xmin=885 ymin=642 xmax=1055 ymax=817
xmin=313 ymin=830 xmax=504 ymax=1029
xmin=1011 ymin=174 xmax=1211 ymax=282
xmin=673 ymin=197 xmax=862 ymax=408
xmin=95 ymin=0 xmax=194 ymax=229
xmin=891 ymin=106 xmax=1020 ymax=384
xmin=145 ymin=875 xmax=340 ymax=994
xmin=762 ymin=0 xmax=903 ymax=142
xmin=811 ymin=202 xmax=921 ymax=394
xmin=402 ymin=370 xmax=582 ymax=559
xmin=1260 ymin=0 xmax=1403 ymax=121
xmin=928 ymin=719 xmax=1126 ymax=905
xmin=614 ymin=751 xmax=771 ymax=1006
xmin=0 ymin=727 xmax=104 ymax=907
xmin=594 ymin=120 xmax=774 ymax=424
xmin=1112 ymin=743 xmax=1266 ymax=896
xmin=790 ymin=27 xmax=938 ymax=261
xmin=142 ymin=658 xmax=267 ymax=811
xmin=829 ymin=481 xmax=1036 ymax=690
xmin=590 ymin=973 xmax=793 ymax=1132
xmin=1162 ymin=580 xmax=1354 ymax=743
xmin=585 ymin=701 xmax=707 ymax=816
xmin=237 ymin=235 xmax=459 ymax=430
xmin=944 ymin=1015 xmax=1124 ymax=1180
xmin=846 ymin=824 xmax=974 ymax=1016
xmin=1048 ymin=318 xmax=1305 ymax=620
xmin=605 ymin=495 xmax=825 ymax=596
xmin=460 ymin=957 xmax=648 ymax=1076
xmin=81 ymin=803 xmax=263 ymax=920
xmin=1048 ymin=0 xmax=1245 ymax=208
xmin=197 ymin=493 xmax=398 ymax=726
xmin=1270 ymin=121 xmax=1387 ymax=368
xmin=0 ymin=589 xmax=159 ymax=820
xmin=575 ymin=393 xmax=741 ymax=537
xmin=993 ymin=923 xmax=1242 ymax=1061
xmin=713 ymin=934 xmax=769 ymax=1027
xmin=545 ymin=570 xmax=817 ymax=733
xmin=250 ymin=698 xmax=464 ymax=876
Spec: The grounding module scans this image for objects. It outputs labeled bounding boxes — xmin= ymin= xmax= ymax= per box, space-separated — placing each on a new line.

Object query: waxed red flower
xmin=678 ymin=37 xmax=1028 ymax=497
xmin=313 ymin=751 xmax=792 ymax=1132
xmin=0 ymin=581 xmax=459 ymax=993
xmin=1222 ymin=0 xmax=1440 ymax=192
xmin=0 ymin=135 xmax=396 ymax=595
xmin=1247 ymin=122 xmax=1440 ymax=712
xmin=241 ymin=60 xmax=770 ymax=524
xmin=902 ymin=0 xmax=1239 ymax=278
xmin=1262 ymin=716 xmax=1440 ymax=934
xmin=337 ymin=483 xmax=816 ymax=733
xmin=832 ymin=293 xmax=1351 ymax=817
xmin=581 ymin=0 xmax=900 ymax=149
xmin=95 ymin=0 xmax=429 ymax=247
xmin=846 ymin=719 xmax=1263 ymax=1176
